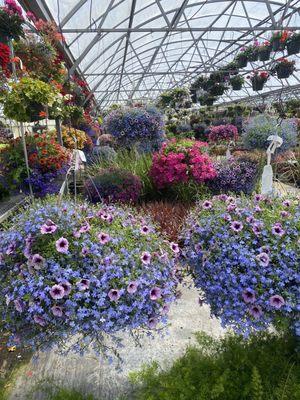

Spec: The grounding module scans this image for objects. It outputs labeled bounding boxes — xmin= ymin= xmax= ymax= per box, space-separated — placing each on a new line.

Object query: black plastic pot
xmin=236 ymin=55 xmax=248 ymax=68
xmin=276 ymin=66 xmax=293 ymax=79
xmin=252 ymin=80 xmax=265 ymax=91
xmin=258 ymin=48 xmax=271 ymax=61
xmin=231 ymin=82 xmax=243 ymax=91
xmin=287 ymin=37 xmax=300 ymax=55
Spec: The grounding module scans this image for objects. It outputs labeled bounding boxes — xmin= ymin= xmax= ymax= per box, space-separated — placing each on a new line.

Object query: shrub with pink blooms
xmin=0 ymin=197 xmax=179 ymax=356
xmin=208 ymin=124 xmax=239 ymax=143
xmin=149 ymin=139 xmax=216 ymax=189
xmin=181 ymin=194 xmax=300 ymax=336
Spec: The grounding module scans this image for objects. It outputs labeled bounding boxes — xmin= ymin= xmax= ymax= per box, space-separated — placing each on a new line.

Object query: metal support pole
xmin=55 ymin=117 xmax=63 ymax=146
xmin=9 ymin=41 xmax=33 ymax=197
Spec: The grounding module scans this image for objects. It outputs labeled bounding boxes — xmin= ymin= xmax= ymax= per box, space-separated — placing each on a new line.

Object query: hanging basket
xmin=276 ymin=66 xmax=293 ymax=79
xmin=258 ymin=48 xmax=271 ymax=61
xmin=248 ymin=52 xmax=259 ymax=62
xmin=236 ymin=55 xmax=248 ymax=68
xmin=251 ymin=79 xmax=265 ymax=91
xmin=28 ymin=102 xmax=45 ymax=122
xmin=209 ymin=85 xmax=226 ymax=96
xmin=287 ymin=37 xmax=300 ymax=55
xmin=272 ymin=38 xmax=285 ymax=52
xmin=231 ymin=82 xmax=243 ymax=91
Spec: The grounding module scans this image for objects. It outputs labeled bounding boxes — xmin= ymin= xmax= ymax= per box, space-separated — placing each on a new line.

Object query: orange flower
xmin=39 ymin=111 xmax=47 ymax=118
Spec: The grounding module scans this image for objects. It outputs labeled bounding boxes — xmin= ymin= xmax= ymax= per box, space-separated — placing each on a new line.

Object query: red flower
xmin=0 ymin=43 xmax=10 ymax=72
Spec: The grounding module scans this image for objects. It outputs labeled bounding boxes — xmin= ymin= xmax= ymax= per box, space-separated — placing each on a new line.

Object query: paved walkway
xmin=9 ymin=284 xmax=223 ymax=400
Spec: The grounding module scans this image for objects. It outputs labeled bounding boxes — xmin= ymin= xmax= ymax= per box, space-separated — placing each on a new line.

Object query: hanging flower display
xmin=0 ymin=0 xmax=24 ymax=42
xmin=270 ymin=30 xmax=290 ymax=51
xmin=257 ymin=41 xmax=272 ymax=61
xmin=0 ymin=42 xmax=10 ymax=73
xmin=248 ymin=71 xmax=269 ymax=91
xmin=181 ymin=195 xmax=299 ymax=335
xmin=286 ymin=31 xmax=300 ymax=55
xmin=271 ymin=58 xmax=296 ymax=79
xmin=0 ymin=199 xmax=179 ymax=354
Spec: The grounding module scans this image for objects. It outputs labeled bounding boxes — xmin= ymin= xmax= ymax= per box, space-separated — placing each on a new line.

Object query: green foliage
xmin=88 ymin=149 xmax=154 ymax=199
xmin=2 ymin=78 xmax=59 ymax=122
xmin=43 ymin=387 xmax=95 ymax=400
xmin=130 ymin=332 xmax=300 ymax=400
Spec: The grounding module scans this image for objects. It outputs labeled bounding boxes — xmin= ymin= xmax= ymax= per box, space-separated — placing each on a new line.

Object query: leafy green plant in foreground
xmin=130 ymin=332 xmax=300 ymax=400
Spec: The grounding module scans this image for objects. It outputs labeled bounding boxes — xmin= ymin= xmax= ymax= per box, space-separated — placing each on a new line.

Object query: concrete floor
xmin=9 ymin=284 xmax=224 ymax=400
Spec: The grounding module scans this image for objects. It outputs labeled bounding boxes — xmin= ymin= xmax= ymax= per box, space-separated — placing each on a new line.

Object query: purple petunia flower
xmin=51 ymin=305 xmax=63 ymax=317
xmin=230 ymin=220 xmax=243 ymax=232
xmin=49 ymin=284 xmax=65 ymax=300
xmin=79 ymin=223 xmax=90 ymax=233
xmin=249 ymin=305 xmax=263 ymax=319
xmin=100 ymin=213 xmax=113 ymax=223
xmin=282 ymin=200 xmax=291 ymax=207
xmin=33 ymin=314 xmax=46 ymax=326
xmin=202 ymin=200 xmax=213 ymax=210
xmin=141 ymin=225 xmax=150 ymax=235
xmin=14 ymin=299 xmax=24 ymax=313
xmin=254 ymin=194 xmax=263 ymax=202
xmin=218 ymin=194 xmax=228 ymax=201
xmin=227 ymin=203 xmax=237 ymax=212
xmin=148 ymin=317 xmax=158 ymax=329
xmin=252 ymin=222 xmax=263 ymax=236
xmin=269 ymin=295 xmax=285 ymax=309
xmin=242 ymin=288 xmax=256 ymax=304
xmin=272 ymin=223 xmax=285 ymax=237
xmin=55 ymin=237 xmax=69 ymax=253
xmin=162 ymin=304 xmax=170 ymax=315
xmin=280 ymin=211 xmax=290 ymax=218
xmin=108 ymin=288 xmax=121 ymax=302
xmin=30 ymin=253 xmax=44 ymax=269
xmin=141 ymin=251 xmax=151 ymax=264
xmin=246 ymin=216 xmax=255 ymax=224
xmin=150 ymin=287 xmax=162 ymax=301
xmin=256 ymin=252 xmax=270 ymax=267
xmin=223 ymin=214 xmax=232 ymax=222
xmin=60 ymin=281 xmax=72 ymax=296
xmin=170 ymin=242 xmax=180 ymax=254
xmin=98 ymin=232 xmax=110 ymax=244
xmin=40 ymin=219 xmax=57 ymax=234
xmin=77 ymin=279 xmax=90 ymax=291
xmin=127 ymin=281 xmax=138 ymax=294
xmin=81 ymin=247 xmax=89 ymax=256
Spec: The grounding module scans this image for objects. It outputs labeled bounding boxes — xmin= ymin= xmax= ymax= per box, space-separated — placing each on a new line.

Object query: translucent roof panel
xmin=41 ymin=0 xmax=300 ymax=107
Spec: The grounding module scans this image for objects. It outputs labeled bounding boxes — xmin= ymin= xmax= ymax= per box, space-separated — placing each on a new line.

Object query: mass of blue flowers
xmin=181 ymin=194 xmax=299 ymax=336
xmin=0 ymin=198 xmax=179 ymax=355
xmin=103 ymin=105 xmax=165 ymax=151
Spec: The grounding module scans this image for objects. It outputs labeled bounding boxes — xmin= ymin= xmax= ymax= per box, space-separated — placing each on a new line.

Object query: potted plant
xmin=270 ymin=30 xmax=289 ymax=51
xmin=271 ymin=58 xmax=296 ymax=79
xmin=247 ymin=42 xmax=260 ymax=62
xmin=225 ymin=61 xmax=239 ymax=75
xmin=230 ymin=75 xmax=244 ymax=91
xmin=258 ymin=41 xmax=272 ymax=61
xmin=235 ymin=48 xmax=248 ymax=68
xmin=286 ymin=31 xmax=300 ymax=55
xmin=249 ymin=71 xmax=269 ymax=91
xmin=210 ymin=71 xmax=226 ymax=83
xmin=0 ymin=0 xmax=24 ymax=42
xmin=1 ymin=77 xmax=60 ymax=122
xmin=209 ymin=83 xmax=228 ymax=96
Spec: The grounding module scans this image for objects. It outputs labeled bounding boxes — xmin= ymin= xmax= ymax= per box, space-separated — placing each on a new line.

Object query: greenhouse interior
xmin=0 ymin=0 xmax=299 ymax=399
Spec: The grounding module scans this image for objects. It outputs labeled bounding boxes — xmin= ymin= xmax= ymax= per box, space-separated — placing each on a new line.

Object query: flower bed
xmin=150 ymin=139 xmax=216 ymax=189
xmin=85 ymin=168 xmax=142 ymax=204
xmin=209 ymin=156 xmax=260 ymax=195
xmin=208 ymin=124 xmax=238 ymax=143
xmin=0 ymin=198 xmax=179 ymax=354
xmin=181 ymin=195 xmax=299 ymax=335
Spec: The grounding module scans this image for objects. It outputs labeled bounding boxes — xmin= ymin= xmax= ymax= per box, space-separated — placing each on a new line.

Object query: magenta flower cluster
xmin=208 ymin=124 xmax=239 ymax=143
xmin=150 ymin=139 xmax=216 ymax=189
xmin=0 ymin=199 xmax=179 ymax=355
xmin=181 ymin=194 xmax=299 ymax=335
